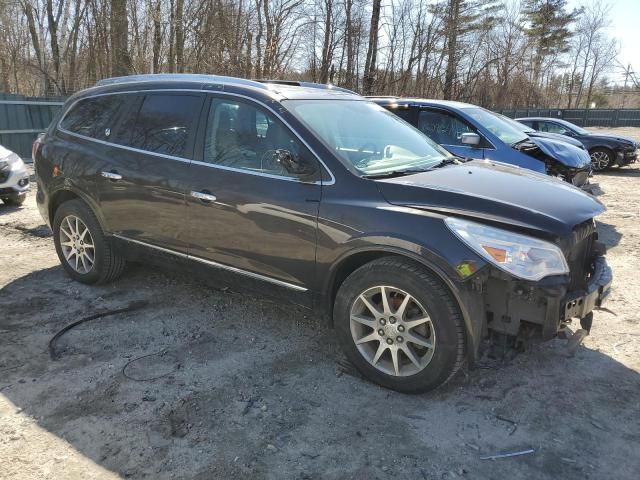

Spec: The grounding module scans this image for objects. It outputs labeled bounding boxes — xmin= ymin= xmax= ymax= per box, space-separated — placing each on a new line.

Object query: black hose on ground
xmin=48 ymin=300 xmax=149 ymax=360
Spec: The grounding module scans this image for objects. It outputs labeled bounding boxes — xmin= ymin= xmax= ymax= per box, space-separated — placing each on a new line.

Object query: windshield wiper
xmin=362 ymin=167 xmax=431 ymax=179
xmin=362 ymin=158 xmax=461 ymax=178
xmin=511 ymin=138 xmax=531 ymax=148
xmin=429 ymin=157 xmax=459 ymax=169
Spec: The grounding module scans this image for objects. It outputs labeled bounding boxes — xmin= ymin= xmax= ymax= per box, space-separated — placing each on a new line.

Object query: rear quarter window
xmin=60 ymin=95 xmax=125 ymax=140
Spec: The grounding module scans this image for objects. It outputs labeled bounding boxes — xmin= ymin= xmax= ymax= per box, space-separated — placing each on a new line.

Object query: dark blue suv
xmin=372 ymin=98 xmax=592 ymax=187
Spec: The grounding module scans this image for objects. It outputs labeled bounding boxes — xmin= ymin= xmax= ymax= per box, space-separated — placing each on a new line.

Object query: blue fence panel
xmin=0 ymin=93 xmax=64 ymax=159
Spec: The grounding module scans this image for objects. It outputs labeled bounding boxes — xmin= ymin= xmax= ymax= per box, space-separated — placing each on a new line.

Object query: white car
xmin=0 ymin=144 xmax=29 ymax=206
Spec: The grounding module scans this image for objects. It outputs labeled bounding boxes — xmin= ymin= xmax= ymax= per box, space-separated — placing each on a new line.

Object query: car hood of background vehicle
xmin=586 ymin=133 xmax=638 ymax=146
xmin=377 ymin=160 xmax=605 ymax=237
xmin=527 ymin=130 xmax=585 ymax=149
xmin=529 ymin=137 xmax=592 ymax=168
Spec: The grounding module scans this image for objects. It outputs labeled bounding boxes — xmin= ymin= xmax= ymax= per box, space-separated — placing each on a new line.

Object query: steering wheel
xmin=354 ymin=142 xmax=379 ymax=168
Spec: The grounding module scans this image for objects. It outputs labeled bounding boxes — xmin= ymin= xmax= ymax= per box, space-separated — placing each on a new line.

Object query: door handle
xmin=191 ymin=190 xmax=217 ymax=203
xmin=101 ymin=171 xmax=122 ymax=181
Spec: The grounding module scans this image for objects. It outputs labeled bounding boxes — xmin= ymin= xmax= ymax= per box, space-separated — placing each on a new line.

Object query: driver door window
xmin=203 ymin=99 xmax=317 ymax=180
xmin=539 ymin=121 xmax=569 ymax=135
xmin=418 ymin=110 xmax=477 ymax=146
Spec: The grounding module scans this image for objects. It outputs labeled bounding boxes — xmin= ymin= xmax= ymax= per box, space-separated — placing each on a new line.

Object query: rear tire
xmin=334 ymin=257 xmax=466 ymax=393
xmin=2 ymin=193 xmax=26 ymax=206
xmin=53 ymin=199 xmax=126 ymax=284
xmin=589 ymin=148 xmax=614 ymax=172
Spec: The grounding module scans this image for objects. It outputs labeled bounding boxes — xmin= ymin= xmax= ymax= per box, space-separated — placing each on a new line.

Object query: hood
xmin=527 ymin=130 xmax=585 ymax=148
xmin=587 ymin=133 xmax=637 ymax=146
xmin=376 ymin=160 xmax=604 ymax=237
xmin=528 ymin=137 xmax=591 ymax=168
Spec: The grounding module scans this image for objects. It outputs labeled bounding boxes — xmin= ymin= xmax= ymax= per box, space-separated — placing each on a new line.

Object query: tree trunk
xmin=152 ymin=0 xmax=162 ymax=73
xmin=175 ymin=0 xmax=185 ymax=72
xmin=363 ymin=0 xmax=382 ymax=95
xmin=319 ymin=0 xmax=333 ymax=84
xmin=443 ymin=0 xmax=461 ymax=100
xmin=111 ymin=0 xmax=131 ymax=76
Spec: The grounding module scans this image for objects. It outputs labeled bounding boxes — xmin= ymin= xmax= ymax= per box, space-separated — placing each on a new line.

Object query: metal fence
xmin=0 ymin=93 xmax=65 ymax=160
xmin=2 ymin=91 xmax=640 ymax=160
xmin=498 ymin=108 xmax=640 ymax=128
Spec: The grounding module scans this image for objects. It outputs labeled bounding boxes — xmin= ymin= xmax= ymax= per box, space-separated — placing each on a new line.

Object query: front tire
xmin=334 ymin=257 xmax=466 ymax=393
xmin=53 ymin=199 xmax=126 ymax=284
xmin=589 ymin=148 xmax=614 ymax=172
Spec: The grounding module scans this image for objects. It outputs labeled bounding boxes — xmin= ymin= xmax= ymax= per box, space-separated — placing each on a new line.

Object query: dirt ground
xmin=1 ymin=129 xmax=639 ymax=480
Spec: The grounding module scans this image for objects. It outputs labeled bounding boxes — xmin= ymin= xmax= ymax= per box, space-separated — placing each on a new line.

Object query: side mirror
xmin=460 ymin=132 xmax=481 ymax=146
xmin=273 ymin=149 xmax=317 ymax=177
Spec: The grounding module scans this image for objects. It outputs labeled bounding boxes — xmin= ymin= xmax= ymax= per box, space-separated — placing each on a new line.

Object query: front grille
xmin=566 ymin=221 xmax=596 ymax=291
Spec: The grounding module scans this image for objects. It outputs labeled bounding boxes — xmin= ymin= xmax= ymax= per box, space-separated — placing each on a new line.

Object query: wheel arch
xmin=323 ymin=246 xmax=482 ymax=362
xmin=48 ymin=187 xmax=107 ymax=232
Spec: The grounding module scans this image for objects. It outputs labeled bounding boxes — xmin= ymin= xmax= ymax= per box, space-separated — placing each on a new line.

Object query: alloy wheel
xmin=350 ymin=285 xmax=436 ymax=377
xmin=59 ymin=215 xmax=96 ymax=274
xmin=590 ymin=150 xmax=610 ymax=171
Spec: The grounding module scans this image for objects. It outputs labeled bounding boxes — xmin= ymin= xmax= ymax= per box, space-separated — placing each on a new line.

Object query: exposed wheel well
xmin=48 ymin=190 xmax=80 ymax=224
xmin=589 ymin=146 xmax=614 ymax=156
xmin=327 ymin=251 xmax=457 ymax=323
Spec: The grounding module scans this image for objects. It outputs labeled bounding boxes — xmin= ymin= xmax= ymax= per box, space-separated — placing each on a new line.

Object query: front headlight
xmin=445 ymin=217 xmax=569 ymax=281
xmin=3 ymin=152 xmax=25 ymax=171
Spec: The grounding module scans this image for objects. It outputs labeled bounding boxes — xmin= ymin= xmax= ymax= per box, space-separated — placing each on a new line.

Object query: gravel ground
xmin=1 ymin=129 xmax=639 ymax=480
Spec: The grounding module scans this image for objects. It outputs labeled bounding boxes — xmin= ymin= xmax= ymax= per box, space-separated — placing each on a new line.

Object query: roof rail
xmin=95 ymin=73 xmax=268 ymax=89
xmin=257 ymin=79 xmax=358 ymax=95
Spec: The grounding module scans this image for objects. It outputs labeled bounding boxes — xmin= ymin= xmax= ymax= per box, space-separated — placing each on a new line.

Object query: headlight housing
xmin=2 ymin=152 xmax=25 ymax=171
xmin=445 ymin=217 xmax=569 ymax=281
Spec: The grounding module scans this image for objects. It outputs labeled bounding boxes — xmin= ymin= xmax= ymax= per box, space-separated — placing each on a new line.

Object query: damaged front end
xmin=475 ymin=219 xmax=611 ymax=352
xmin=514 ymin=137 xmax=592 ymax=189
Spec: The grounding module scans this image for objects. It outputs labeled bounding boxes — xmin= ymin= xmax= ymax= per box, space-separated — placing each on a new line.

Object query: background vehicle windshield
xmin=284 ymin=100 xmax=452 ymax=175
xmin=556 ymin=119 xmax=589 ymax=135
xmin=498 ymin=114 xmax=535 ymax=133
xmin=465 ymin=108 xmax=529 ymax=145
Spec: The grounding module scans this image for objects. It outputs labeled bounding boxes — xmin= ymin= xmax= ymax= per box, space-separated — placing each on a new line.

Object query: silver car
xmin=0 ymin=144 xmax=29 ymax=206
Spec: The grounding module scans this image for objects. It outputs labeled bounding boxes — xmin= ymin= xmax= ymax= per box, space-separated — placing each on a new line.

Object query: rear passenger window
xmin=127 ymin=94 xmax=201 ymax=158
xmin=60 ymin=95 xmax=124 ymax=140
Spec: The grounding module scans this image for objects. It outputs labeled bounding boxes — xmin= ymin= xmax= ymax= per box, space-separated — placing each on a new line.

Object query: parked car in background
xmin=516 ymin=117 xmax=639 ymax=172
xmin=497 ymin=114 xmax=587 ymax=150
xmin=371 ymin=98 xmax=592 ymax=188
xmin=0 ymin=144 xmax=30 ymax=206
xmin=35 ymin=74 xmax=611 ymax=393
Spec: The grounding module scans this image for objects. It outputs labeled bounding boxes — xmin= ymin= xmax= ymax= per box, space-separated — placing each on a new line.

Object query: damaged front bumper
xmin=616 ymin=148 xmax=638 ymax=166
xmin=481 ymin=255 xmax=612 ymax=343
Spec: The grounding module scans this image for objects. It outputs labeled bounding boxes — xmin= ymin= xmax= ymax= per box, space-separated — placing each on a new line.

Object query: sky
xmin=567 ymin=0 xmax=640 ymax=84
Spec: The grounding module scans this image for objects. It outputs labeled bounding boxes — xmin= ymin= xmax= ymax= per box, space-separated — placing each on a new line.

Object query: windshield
xmin=498 ymin=114 xmax=535 ymax=133
xmin=283 ymin=100 xmax=452 ymax=175
xmin=464 ymin=108 xmax=529 ymax=145
xmin=557 ymin=119 xmax=589 ymax=135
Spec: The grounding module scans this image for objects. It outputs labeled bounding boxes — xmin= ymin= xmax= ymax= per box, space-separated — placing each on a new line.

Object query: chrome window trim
xmin=112 ymin=234 xmax=308 ymax=292
xmin=57 ymin=88 xmax=336 ymax=185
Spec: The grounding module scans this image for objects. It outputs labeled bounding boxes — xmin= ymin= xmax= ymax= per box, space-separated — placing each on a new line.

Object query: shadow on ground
xmin=598 ymin=166 xmax=640 ymax=178
xmin=1 ymin=263 xmax=639 ymax=479
xmin=597 ymin=220 xmax=623 ymax=249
